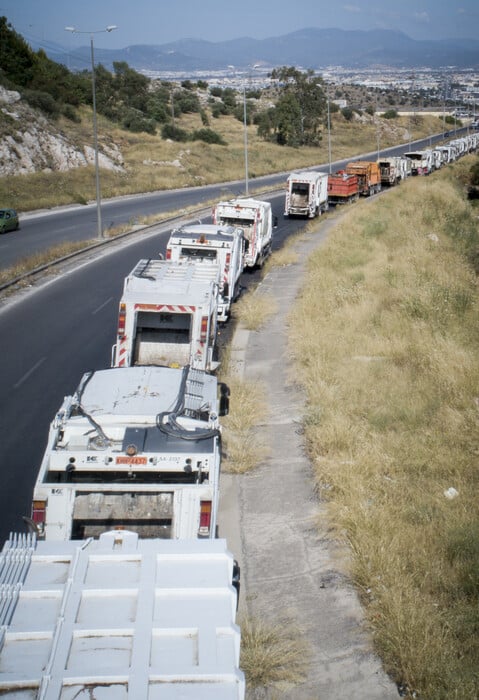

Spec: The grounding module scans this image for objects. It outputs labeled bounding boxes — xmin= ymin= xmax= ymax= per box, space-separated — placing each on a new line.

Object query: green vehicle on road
xmin=0 ymin=208 xmax=19 ymax=233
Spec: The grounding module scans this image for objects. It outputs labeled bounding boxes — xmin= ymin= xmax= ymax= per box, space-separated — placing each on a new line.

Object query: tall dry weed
xmin=221 ymin=377 xmax=268 ymax=473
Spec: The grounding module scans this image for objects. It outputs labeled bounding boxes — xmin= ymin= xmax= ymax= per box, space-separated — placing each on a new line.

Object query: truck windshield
xmin=291 ymin=183 xmax=309 ymax=194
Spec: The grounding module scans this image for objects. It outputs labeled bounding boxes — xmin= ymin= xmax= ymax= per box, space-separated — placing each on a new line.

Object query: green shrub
xmin=190 ymin=128 xmax=226 ymax=145
xmin=382 ymin=109 xmax=398 ymax=119
xmin=122 ymin=109 xmax=156 ymax=134
xmin=22 ymin=89 xmax=60 ymax=117
xmin=161 ymin=123 xmax=189 ymax=141
xmin=62 ymin=104 xmax=81 ymax=123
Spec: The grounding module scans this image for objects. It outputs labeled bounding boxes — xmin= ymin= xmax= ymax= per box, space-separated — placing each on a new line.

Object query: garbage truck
xmin=29 ymin=365 xmax=229 ymax=542
xmin=213 ymin=197 xmax=273 ymax=268
xmin=112 ymin=259 xmax=220 ymax=372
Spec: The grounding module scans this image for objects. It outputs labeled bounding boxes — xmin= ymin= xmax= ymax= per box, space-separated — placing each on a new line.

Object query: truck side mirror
xmin=232 ymin=559 xmax=241 ymax=610
xmin=218 ymin=382 xmax=230 ymax=417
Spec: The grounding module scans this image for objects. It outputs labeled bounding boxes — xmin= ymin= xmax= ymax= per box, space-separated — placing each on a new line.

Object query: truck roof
xmin=170 ymin=224 xmax=243 ymax=245
xmin=123 ymin=259 xmax=219 ymax=304
xmin=287 ymin=170 xmax=327 ymax=182
xmin=215 ymin=198 xmax=270 ymax=218
xmin=0 ymin=531 xmax=244 ymax=699
xmin=73 ymin=366 xmax=217 ymax=423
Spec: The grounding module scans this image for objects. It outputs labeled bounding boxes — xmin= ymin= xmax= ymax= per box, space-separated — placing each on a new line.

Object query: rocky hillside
xmin=0 ymin=87 xmax=124 ymax=177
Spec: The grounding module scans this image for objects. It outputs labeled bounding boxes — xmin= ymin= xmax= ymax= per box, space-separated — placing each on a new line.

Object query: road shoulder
xmin=220 ymin=221 xmax=399 ymax=699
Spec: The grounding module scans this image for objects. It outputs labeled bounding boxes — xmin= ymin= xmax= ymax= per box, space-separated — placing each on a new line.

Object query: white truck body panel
xmin=404 ymin=150 xmax=433 ymax=175
xmin=431 ymin=149 xmax=443 ymax=169
xmin=285 ymin=170 xmax=329 ymax=218
xmin=32 ymin=366 xmax=222 ymax=541
xmin=0 ymin=531 xmax=244 ymax=699
xmin=434 ymin=145 xmax=455 ymax=164
xmin=449 ymin=138 xmax=467 ymax=156
xmin=112 ymin=259 xmax=220 ymax=372
xmin=166 ymin=224 xmax=244 ymax=322
xmin=212 ymin=198 xmax=273 ymax=268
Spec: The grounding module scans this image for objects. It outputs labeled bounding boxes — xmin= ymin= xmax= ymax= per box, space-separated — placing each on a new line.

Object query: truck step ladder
xmin=184 ymin=367 xmax=207 ymax=416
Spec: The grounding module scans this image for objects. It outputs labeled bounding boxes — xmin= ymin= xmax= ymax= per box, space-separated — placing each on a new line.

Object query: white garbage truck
xmin=0 ymin=530 xmax=244 ymax=699
xmin=378 ymin=156 xmax=409 ymax=186
xmin=111 ymin=259 xmax=220 ymax=372
xmin=212 ymin=197 xmax=273 ymax=268
xmin=29 ymin=365 xmax=229 ymax=542
xmin=404 ymin=149 xmax=434 ymax=175
xmin=166 ymin=224 xmax=244 ymax=322
xmin=284 ymin=170 xmax=329 ymax=218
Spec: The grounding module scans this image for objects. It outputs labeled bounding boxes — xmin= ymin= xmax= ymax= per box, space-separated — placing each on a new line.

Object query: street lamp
xmin=65 ymin=25 xmax=117 ymax=240
xmin=375 ymin=91 xmax=380 ymax=161
xmin=229 ymin=64 xmax=260 ymax=196
xmin=326 ymin=82 xmax=332 ymax=174
xmin=243 ymin=82 xmax=249 ymax=196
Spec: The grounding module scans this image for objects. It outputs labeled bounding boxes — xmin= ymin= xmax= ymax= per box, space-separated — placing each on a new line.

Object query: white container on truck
xmin=29 ymin=365 xmax=228 ymax=541
xmin=0 ymin=530 xmax=245 ymax=699
xmin=212 ymin=197 xmax=274 ymax=268
xmin=166 ymin=224 xmax=244 ymax=322
xmin=112 ymin=259 xmax=220 ymax=372
xmin=284 ymin=170 xmax=329 ymax=218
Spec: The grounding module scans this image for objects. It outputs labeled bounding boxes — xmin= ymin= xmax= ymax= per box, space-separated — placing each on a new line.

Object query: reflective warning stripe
xmin=134 ymin=304 xmax=196 ymax=312
xmin=117 ymin=338 xmax=128 ymax=367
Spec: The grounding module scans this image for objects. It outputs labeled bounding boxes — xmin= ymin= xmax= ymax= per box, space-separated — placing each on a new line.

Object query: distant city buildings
xmin=142 ymin=65 xmax=478 ymax=115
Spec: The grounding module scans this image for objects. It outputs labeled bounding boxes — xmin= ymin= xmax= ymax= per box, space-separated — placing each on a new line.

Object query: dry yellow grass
xmin=0 ymin=239 xmax=96 ymax=287
xmin=239 ymin=615 xmax=310 ymax=690
xmin=220 ymin=377 xmax=269 ymax=474
xmin=233 ymin=291 xmax=277 ymax=331
xmin=289 ymin=159 xmax=479 ymax=699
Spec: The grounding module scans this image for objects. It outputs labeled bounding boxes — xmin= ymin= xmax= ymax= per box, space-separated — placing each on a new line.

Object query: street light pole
xmin=65 ymin=25 xmax=117 ymax=240
xmin=243 ymin=83 xmax=249 ymax=196
xmin=326 ymin=83 xmax=332 ymax=174
xmin=375 ymin=92 xmax=380 ymax=161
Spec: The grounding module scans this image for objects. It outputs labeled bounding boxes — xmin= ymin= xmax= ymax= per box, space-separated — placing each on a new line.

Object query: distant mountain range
xmin=39 ymin=28 xmax=479 ymax=74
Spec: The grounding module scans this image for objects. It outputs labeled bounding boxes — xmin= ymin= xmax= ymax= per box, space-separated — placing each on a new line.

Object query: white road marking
xmin=92 ymin=296 xmax=113 ymax=315
xmin=14 ymin=356 xmax=46 ymax=389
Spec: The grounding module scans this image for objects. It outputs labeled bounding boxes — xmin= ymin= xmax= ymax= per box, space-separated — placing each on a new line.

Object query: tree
xmin=273 ymin=92 xmax=303 ymax=146
xmin=258 ymin=66 xmax=326 ymax=146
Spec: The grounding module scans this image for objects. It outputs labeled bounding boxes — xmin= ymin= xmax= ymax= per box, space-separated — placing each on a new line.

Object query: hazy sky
xmin=2 ymin=0 xmax=479 ymax=50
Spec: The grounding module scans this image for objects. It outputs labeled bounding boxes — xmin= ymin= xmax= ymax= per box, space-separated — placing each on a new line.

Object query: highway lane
xmin=0 ymin=176 xmax=275 ymax=270
xmin=0 ymin=192 xmax=295 ymax=541
xmin=1 ymin=128 xmax=465 ymax=271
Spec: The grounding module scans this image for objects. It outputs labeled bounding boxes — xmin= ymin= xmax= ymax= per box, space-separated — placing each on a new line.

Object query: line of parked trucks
xmin=0 ymin=196 xmax=277 ymax=698
xmin=1 ymin=131 xmax=476 ymax=696
xmin=284 ymin=132 xmax=479 ymax=216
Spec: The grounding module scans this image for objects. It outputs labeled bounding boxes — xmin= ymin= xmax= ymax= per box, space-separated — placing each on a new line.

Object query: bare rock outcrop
xmin=0 ymin=86 xmax=124 ymax=176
